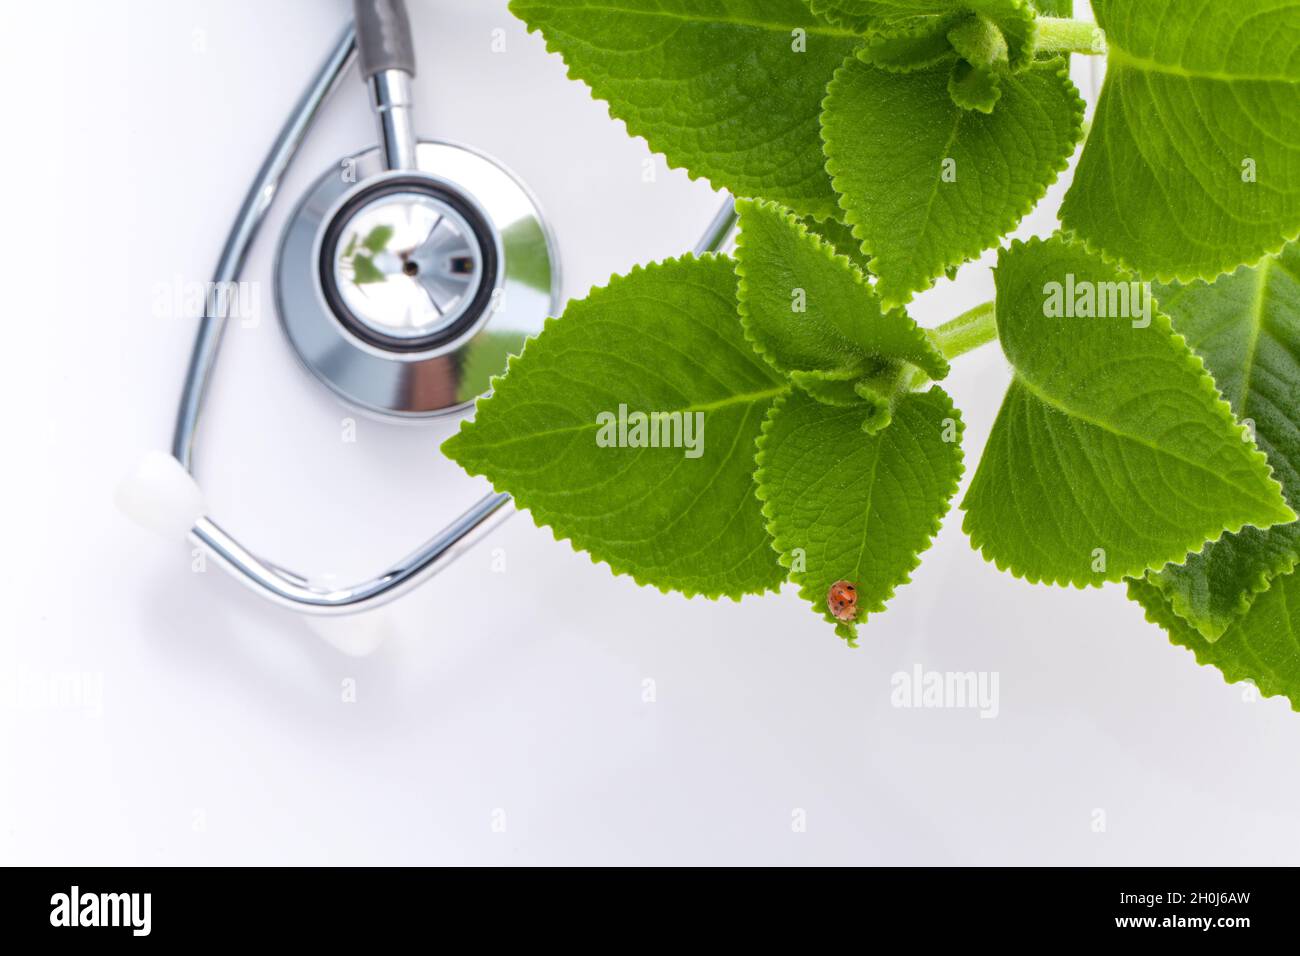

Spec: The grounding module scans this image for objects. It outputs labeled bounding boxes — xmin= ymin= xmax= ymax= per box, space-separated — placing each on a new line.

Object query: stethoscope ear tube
xmin=130 ymin=13 xmax=737 ymax=620
xmin=353 ymin=0 xmax=416 ymax=78
xmin=356 ymin=0 xmax=419 ymax=171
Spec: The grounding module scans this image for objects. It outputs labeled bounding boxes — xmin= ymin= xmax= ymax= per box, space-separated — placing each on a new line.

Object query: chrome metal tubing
xmin=191 ymin=492 xmax=514 ymax=614
xmin=369 ymin=69 xmax=419 ymax=170
xmin=172 ymin=24 xmax=358 ymax=470
xmin=169 ymin=18 xmax=739 ymax=615
xmin=693 ymin=198 xmax=739 ymax=256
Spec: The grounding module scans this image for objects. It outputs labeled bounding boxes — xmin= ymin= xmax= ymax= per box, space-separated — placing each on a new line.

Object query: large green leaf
xmin=734 ymin=199 xmax=948 ymax=384
xmin=822 ymin=57 xmax=1083 ymax=307
xmin=755 ymin=387 xmax=964 ymax=643
xmin=1129 ymin=574 xmax=1300 ymax=712
xmin=962 ymin=236 xmax=1295 ymax=586
xmin=508 ymin=0 xmax=860 ymax=219
xmin=443 ymin=255 xmax=786 ymax=598
xmin=1146 ymin=244 xmax=1300 ymax=639
xmin=1059 ymin=0 xmax=1300 ymax=282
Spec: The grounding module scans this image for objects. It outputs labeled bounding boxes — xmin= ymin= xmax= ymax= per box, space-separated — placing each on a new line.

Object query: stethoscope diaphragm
xmin=276 ymin=142 xmax=558 ymax=419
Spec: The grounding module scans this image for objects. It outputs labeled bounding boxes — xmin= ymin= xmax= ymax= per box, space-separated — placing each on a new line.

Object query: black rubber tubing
xmin=353 ymin=0 xmax=416 ymax=77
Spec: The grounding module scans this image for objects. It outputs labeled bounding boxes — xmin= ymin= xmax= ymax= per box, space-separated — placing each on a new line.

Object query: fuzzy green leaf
xmin=810 ymin=0 xmax=960 ymax=31
xmin=1129 ymin=574 xmax=1300 ymax=712
xmin=734 ymin=199 xmax=949 ymax=381
xmin=816 ymin=1 xmax=1037 ymax=110
xmin=443 ymin=255 xmax=786 ymax=598
xmin=785 ymin=369 xmax=898 ymax=433
xmin=788 ymin=367 xmax=869 ymax=405
xmin=1144 ymin=243 xmax=1300 ymax=639
xmin=947 ymin=5 xmax=1033 ymax=72
xmin=822 ymin=57 xmax=1083 ymax=307
xmin=947 ymin=58 xmax=1003 ymax=111
xmin=799 ymin=214 xmax=874 ymax=275
xmin=1059 ymin=0 xmax=1300 ymax=282
xmin=856 ymin=14 xmax=966 ymax=72
xmin=755 ymin=386 xmax=964 ymax=643
xmin=810 ymin=0 xmax=1034 ymax=38
xmin=962 ymin=236 xmax=1295 ymax=586
xmin=508 ymin=0 xmax=859 ymax=219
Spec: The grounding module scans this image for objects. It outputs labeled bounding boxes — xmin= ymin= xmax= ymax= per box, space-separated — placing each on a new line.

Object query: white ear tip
xmin=115 ymin=451 xmax=206 ymax=539
xmin=303 ymin=610 xmax=395 ymax=657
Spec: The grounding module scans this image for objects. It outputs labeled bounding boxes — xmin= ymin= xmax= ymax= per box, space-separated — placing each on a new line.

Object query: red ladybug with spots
xmin=826 ymin=580 xmax=858 ymax=622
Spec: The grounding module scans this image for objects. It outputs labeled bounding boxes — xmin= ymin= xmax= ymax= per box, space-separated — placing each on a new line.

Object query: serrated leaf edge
xmin=753 ymin=386 xmax=966 ymax=642
xmin=1149 ymin=545 xmax=1300 ymax=643
xmin=508 ymin=1 xmax=847 ymax=220
xmin=854 ymin=13 xmax=965 ymax=74
xmin=821 ymin=55 xmax=1086 ymax=309
xmin=1058 ymin=40 xmax=1300 ymax=287
xmin=960 ymin=235 xmax=1296 ymax=588
xmin=1127 ymin=578 xmax=1300 ymax=713
xmin=443 ymin=251 xmax=789 ymax=603
xmin=733 ymin=197 xmax=951 ymax=381
xmin=1060 ymin=222 xmax=1300 ymax=291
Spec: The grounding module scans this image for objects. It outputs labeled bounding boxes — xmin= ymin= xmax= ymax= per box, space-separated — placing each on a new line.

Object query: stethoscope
xmin=118 ymin=0 xmax=736 ymax=642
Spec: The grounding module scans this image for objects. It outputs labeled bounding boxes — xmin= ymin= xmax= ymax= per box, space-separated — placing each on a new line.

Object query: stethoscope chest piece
xmin=276 ymin=141 xmax=558 ymax=419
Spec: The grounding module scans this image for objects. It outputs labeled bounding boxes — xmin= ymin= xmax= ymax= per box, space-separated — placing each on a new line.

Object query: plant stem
xmin=1035 ymin=17 xmax=1107 ymax=56
xmin=928 ymin=300 xmax=998 ymax=361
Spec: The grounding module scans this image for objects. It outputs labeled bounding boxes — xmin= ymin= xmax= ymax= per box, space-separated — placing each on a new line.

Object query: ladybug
xmin=827 ymin=580 xmax=858 ymax=622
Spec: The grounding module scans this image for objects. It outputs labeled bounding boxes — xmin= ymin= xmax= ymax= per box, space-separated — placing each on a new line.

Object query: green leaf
xmin=810 ymin=0 xmax=1031 ymax=33
xmin=1129 ymin=573 xmax=1300 ymax=713
xmin=947 ymin=58 xmax=1002 ymax=112
xmin=1059 ymin=0 xmax=1300 ymax=282
xmin=508 ymin=0 xmax=860 ymax=219
xmin=947 ymin=5 xmax=1033 ymax=73
xmin=755 ymin=386 xmax=964 ymax=644
xmin=786 ymin=369 xmax=897 ymax=434
xmin=787 ymin=367 xmax=866 ymax=405
xmin=962 ymin=236 xmax=1295 ymax=586
xmin=856 ymin=13 xmax=966 ymax=73
xmin=734 ymin=199 xmax=949 ymax=380
xmin=443 ymin=255 xmax=787 ymax=599
xmin=1144 ymin=244 xmax=1300 ymax=639
xmin=799 ymin=213 xmax=873 ymax=275
xmin=812 ymin=0 xmax=1036 ymax=64
xmin=809 ymin=0 xmax=957 ymax=32
xmin=816 ymin=1 xmax=1037 ymax=101
xmin=822 ymin=56 xmax=1083 ymax=306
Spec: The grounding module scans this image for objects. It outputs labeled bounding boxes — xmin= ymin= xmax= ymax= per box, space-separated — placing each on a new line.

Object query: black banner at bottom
xmin=0 ymin=866 xmax=1286 ymax=942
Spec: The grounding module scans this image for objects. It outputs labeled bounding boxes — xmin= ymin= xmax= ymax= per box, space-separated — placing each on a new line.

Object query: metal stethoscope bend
xmin=170 ymin=13 xmax=739 ymax=617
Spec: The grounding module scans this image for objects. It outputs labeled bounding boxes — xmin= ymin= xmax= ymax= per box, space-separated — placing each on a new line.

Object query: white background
xmin=2 ymin=0 xmax=1297 ymax=865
